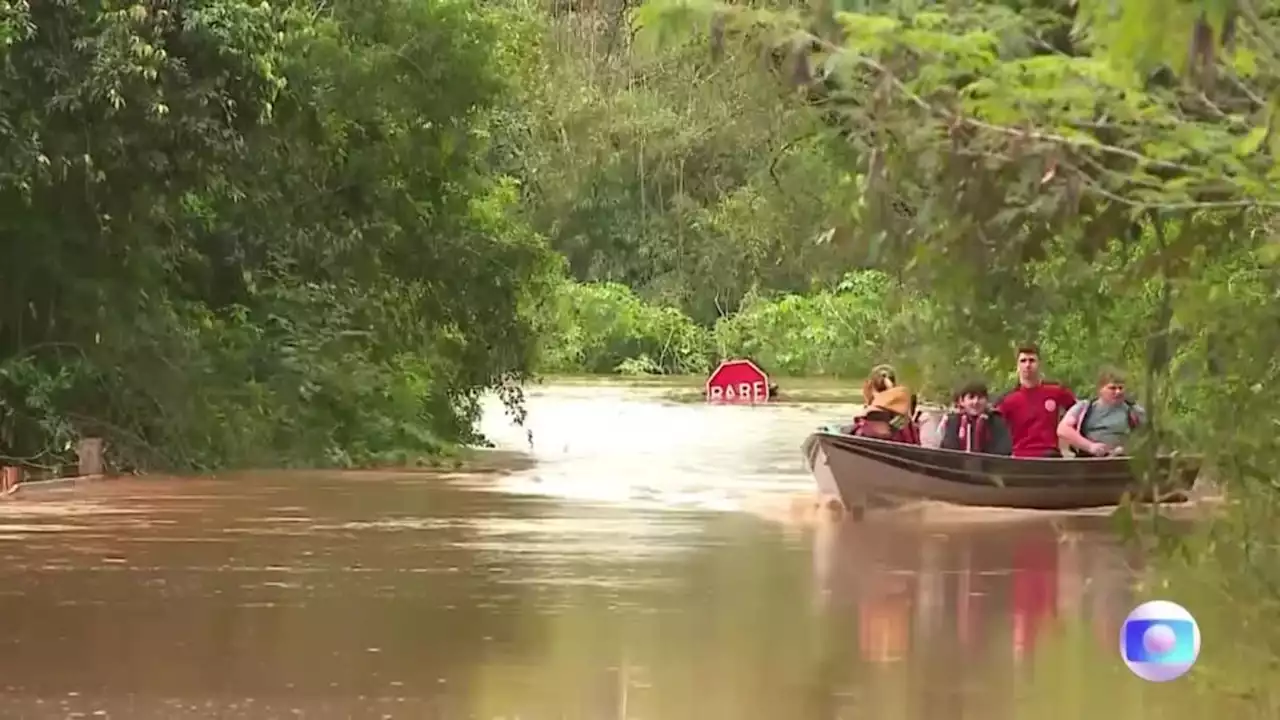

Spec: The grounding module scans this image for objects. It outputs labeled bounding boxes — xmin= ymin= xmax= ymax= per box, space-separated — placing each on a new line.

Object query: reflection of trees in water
xmin=809 ymin=515 xmax=1137 ymax=720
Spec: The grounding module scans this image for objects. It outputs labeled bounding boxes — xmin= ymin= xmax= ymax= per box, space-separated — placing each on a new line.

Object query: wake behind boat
xmin=802 ymin=430 xmax=1201 ymax=513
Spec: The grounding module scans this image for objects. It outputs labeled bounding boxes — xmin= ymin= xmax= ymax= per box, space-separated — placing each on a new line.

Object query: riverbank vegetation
xmin=0 ymin=0 xmax=559 ymax=471
xmin=0 ymin=0 xmax=1237 ymax=465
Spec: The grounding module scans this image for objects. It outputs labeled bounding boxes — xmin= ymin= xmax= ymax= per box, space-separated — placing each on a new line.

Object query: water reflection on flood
xmin=0 ymin=385 xmax=1204 ymax=718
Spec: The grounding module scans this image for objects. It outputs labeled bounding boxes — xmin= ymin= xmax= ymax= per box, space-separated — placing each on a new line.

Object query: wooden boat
xmin=802 ymin=430 xmax=1201 ymax=512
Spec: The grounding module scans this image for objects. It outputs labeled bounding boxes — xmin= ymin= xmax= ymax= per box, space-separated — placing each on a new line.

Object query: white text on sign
xmin=708 ymin=381 xmax=766 ymax=402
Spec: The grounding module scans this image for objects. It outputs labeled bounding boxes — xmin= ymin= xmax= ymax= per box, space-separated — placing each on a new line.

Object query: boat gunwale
xmin=814 ymin=432 xmax=1202 ymax=491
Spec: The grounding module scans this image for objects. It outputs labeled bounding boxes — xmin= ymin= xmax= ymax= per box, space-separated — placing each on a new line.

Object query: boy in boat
xmin=1056 ymin=368 xmax=1146 ymax=456
xmin=993 ymin=344 xmax=1078 ymax=458
xmin=851 ymin=385 xmax=920 ymax=444
xmin=936 ymin=380 xmax=1013 ymax=455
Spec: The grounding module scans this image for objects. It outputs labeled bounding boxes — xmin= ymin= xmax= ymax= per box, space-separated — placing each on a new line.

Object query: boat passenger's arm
xmin=926 ymin=414 xmax=942 ymax=447
xmin=993 ymin=392 xmax=1010 ymax=416
xmin=934 ymin=414 xmax=958 ymax=449
xmin=1056 ymin=401 xmax=1097 ymax=453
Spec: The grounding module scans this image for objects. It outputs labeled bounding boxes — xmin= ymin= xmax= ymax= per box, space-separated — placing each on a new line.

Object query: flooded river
xmin=0 ymin=385 xmax=1218 ymax=718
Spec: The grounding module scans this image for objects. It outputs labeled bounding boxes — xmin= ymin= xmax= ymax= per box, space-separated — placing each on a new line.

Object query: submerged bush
xmin=712 ymin=270 xmax=908 ymax=378
xmin=537 ymin=282 xmax=712 ymax=375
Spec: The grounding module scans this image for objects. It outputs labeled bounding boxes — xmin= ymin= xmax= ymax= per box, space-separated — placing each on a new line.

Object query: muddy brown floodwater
xmin=0 ymin=385 xmax=1207 ymax=719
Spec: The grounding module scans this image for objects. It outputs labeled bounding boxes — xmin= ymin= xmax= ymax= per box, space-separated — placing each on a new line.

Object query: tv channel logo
xmin=1120 ymin=600 xmax=1200 ymax=682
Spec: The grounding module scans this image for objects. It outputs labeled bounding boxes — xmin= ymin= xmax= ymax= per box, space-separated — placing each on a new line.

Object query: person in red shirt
xmin=993 ymin=344 xmax=1077 ymax=458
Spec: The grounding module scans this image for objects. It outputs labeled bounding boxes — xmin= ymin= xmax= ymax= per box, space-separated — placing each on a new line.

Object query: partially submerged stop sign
xmin=705 ymin=359 xmax=771 ymax=404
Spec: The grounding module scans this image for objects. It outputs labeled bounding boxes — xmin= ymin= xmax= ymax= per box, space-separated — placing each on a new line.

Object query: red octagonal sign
xmin=705 ymin=358 xmax=771 ymax=404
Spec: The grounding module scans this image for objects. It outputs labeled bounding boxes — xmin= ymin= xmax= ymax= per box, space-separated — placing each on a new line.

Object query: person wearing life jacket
xmin=936 ymin=380 xmax=1013 ymax=455
xmin=851 ymin=385 xmax=920 ymax=445
xmin=861 ymin=364 xmax=898 ymax=405
xmin=993 ymin=344 xmax=1078 ymax=458
xmin=1056 ymin=368 xmax=1146 ymax=457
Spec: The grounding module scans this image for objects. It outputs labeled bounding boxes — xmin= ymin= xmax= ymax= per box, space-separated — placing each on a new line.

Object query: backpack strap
xmin=1074 ymin=399 xmax=1096 ymax=433
xmin=1077 ymin=398 xmax=1141 ymax=431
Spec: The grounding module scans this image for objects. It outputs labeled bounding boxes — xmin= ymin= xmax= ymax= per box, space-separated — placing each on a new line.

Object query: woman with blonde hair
xmin=862 ymin=364 xmax=898 ymax=405
xmin=850 ymin=385 xmax=921 ymax=445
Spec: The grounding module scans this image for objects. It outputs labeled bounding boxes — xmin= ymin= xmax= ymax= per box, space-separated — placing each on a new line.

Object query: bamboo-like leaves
xmin=635 ymin=0 xmax=1280 ymax=224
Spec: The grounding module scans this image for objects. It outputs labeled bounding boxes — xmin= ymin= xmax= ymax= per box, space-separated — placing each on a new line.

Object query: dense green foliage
xmin=14 ymin=0 xmax=1253 ymax=470
xmin=536 ymin=271 xmax=933 ymax=380
xmin=503 ymin=0 xmax=870 ymax=325
xmin=0 ymin=0 xmax=557 ymax=470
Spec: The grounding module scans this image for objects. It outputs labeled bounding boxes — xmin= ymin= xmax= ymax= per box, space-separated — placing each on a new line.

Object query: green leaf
xmin=1237 ymin=127 xmax=1269 ymax=158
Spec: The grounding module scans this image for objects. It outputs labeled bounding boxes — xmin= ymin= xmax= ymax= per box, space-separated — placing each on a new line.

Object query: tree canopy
xmin=0 ymin=0 xmax=558 ymax=469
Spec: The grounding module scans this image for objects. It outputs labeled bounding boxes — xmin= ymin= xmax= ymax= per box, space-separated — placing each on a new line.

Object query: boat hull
xmin=803 ymin=431 xmax=1200 ymax=512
